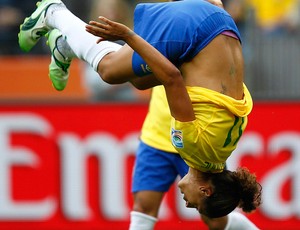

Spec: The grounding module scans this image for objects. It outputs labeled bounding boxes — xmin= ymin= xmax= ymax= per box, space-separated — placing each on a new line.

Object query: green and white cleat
xmin=18 ymin=0 xmax=63 ymax=52
xmin=47 ymin=29 xmax=72 ymax=91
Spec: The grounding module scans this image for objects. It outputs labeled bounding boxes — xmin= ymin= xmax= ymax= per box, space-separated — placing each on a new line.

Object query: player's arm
xmin=129 ymin=75 xmax=161 ymax=90
xmin=86 ymin=17 xmax=195 ymax=122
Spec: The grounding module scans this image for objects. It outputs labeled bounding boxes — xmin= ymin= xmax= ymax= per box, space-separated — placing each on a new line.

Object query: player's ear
xmin=199 ymin=186 xmax=212 ymax=197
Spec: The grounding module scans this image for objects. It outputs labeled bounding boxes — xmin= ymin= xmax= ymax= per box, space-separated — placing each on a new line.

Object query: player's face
xmin=178 ymin=169 xmax=211 ymax=212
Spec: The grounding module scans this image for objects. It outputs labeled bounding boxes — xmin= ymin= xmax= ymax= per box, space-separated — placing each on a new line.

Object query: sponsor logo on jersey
xmin=171 ymin=128 xmax=183 ymax=148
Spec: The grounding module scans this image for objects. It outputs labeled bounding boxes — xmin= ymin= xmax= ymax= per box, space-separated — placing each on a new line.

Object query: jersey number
xmin=223 ymin=116 xmax=245 ymax=147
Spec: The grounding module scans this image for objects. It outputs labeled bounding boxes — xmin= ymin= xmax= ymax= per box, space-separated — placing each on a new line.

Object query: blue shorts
xmin=132 ymin=141 xmax=188 ymax=193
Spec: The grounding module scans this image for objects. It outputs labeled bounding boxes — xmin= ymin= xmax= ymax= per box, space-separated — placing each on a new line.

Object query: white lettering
xmin=0 ymin=114 xmax=56 ymax=220
xmin=1 ymin=112 xmax=300 ymax=223
xmin=261 ymin=132 xmax=300 ymax=219
xmin=59 ymin=132 xmax=139 ymax=220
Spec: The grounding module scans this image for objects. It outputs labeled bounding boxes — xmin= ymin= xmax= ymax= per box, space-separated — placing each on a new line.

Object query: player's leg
xmin=130 ymin=141 xmax=184 ymax=230
xmin=47 ymin=29 xmax=160 ymax=91
xmin=96 ymin=44 xmax=137 ymax=84
xmin=130 ymin=191 xmax=163 ymax=230
xmin=19 ymin=0 xmax=121 ymax=69
xmin=19 ymin=0 xmax=135 ymax=88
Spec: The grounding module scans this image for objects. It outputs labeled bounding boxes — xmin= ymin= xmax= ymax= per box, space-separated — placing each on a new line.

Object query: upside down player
xmin=18 ymin=0 xmax=262 ymax=229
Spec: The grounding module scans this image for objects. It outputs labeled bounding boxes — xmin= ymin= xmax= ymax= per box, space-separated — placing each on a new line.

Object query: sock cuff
xmin=92 ymin=42 xmax=122 ymax=71
xmin=130 ymin=211 xmax=158 ymax=222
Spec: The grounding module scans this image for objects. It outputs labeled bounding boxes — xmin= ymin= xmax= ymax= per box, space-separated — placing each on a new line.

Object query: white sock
xmin=225 ymin=212 xmax=260 ymax=230
xmin=129 ymin=211 xmax=157 ymax=230
xmin=46 ymin=4 xmax=122 ymax=71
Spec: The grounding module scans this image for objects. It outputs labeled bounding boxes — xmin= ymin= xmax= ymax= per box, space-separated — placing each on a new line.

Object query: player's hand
xmin=205 ymin=0 xmax=224 ymax=9
xmin=86 ymin=16 xmax=134 ymax=43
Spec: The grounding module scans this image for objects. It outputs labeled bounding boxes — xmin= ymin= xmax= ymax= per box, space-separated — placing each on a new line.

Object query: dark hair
xmin=200 ymin=167 xmax=262 ymax=218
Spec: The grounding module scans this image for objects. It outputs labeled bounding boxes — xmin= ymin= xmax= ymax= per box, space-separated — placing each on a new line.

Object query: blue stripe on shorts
xmin=132 ymin=141 xmax=188 ymax=193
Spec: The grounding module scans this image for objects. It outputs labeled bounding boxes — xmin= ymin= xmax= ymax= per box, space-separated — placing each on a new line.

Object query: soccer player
xmin=130 ymin=85 xmax=261 ymax=230
xmin=18 ymin=0 xmax=262 ymax=229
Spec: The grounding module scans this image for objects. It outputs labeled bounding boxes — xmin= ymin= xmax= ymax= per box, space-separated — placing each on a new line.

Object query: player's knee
xmin=98 ymin=66 xmax=127 ymax=85
xmin=132 ymin=200 xmax=160 ymax=217
xmin=99 ymin=71 xmax=116 ymax=84
xmin=98 ymin=54 xmax=129 ymax=84
xmin=97 ymin=66 xmax=118 ymax=84
xmin=132 ymin=203 xmax=153 ymax=215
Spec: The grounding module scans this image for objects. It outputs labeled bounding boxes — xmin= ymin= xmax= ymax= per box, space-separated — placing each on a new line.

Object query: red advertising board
xmin=0 ymin=102 xmax=299 ymax=230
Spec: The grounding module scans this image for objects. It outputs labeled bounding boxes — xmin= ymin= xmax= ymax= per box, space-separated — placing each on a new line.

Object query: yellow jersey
xmin=140 ymin=84 xmax=253 ymax=173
